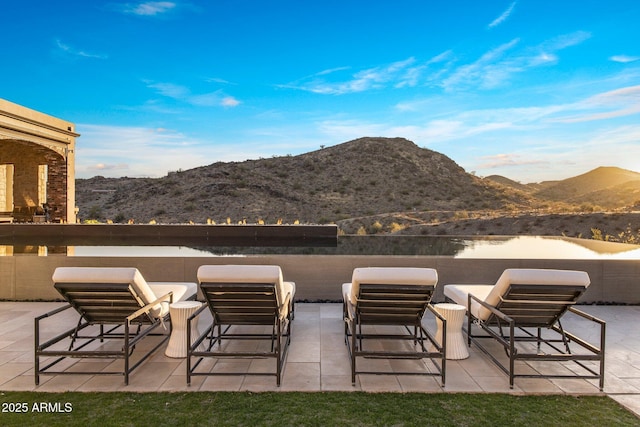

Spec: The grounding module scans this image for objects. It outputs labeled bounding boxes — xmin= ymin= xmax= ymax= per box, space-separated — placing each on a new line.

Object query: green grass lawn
xmin=1 ymin=391 xmax=638 ymax=427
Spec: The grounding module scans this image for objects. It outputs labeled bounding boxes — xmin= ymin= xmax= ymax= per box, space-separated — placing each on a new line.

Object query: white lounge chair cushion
xmin=197 ymin=265 xmax=294 ymax=317
xmin=343 ymin=267 xmax=438 ymax=306
xmin=444 ymin=268 xmax=590 ymax=321
xmin=52 ymin=267 xmax=197 ymax=318
xmin=342 ymin=267 xmax=438 ymax=319
xmin=443 ymin=284 xmax=494 ymax=320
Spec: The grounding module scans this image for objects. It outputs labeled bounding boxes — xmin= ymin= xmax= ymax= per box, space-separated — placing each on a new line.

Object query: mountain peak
xmin=76 ymin=137 xmax=528 ymax=223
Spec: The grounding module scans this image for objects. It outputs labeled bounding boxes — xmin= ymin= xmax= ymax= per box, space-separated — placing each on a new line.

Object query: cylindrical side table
xmin=433 ymin=303 xmax=469 ymax=360
xmin=165 ymin=301 xmax=203 ymax=358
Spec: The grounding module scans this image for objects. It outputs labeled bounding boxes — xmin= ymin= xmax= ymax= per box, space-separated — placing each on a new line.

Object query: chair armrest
xmin=127 ymin=291 xmax=173 ymax=322
xmin=568 ymin=306 xmax=606 ymax=325
xmin=35 ymin=304 xmax=74 ymax=350
xmin=278 ymin=292 xmax=292 ymax=319
xmin=469 ymin=293 xmax=514 ymax=324
xmin=560 ymin=307 xmax=606 ymax=354
xmin=35 ymin=303 xmax=72 ymax=322
xmin=426 ymin=303 xmax=447 ymax=323
xmin=187 ymin=303 xmax=209 ymax=321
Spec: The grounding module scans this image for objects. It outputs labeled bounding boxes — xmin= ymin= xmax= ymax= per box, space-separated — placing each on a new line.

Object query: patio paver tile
xmin=0 ymin=302 xmax=636 ymax=417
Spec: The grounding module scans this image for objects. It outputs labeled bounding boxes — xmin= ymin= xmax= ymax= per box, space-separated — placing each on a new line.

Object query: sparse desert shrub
xmin=617 ymin=225 xmax=639 ymax=244
xmin=454 ymin=211 xmax=469 ymax=220
xmin=87 ymin=205 xmax=102 ymax=220
xmin=388 ymin=222 xmax=406 ymax=233
xmin=368 ymin=221 xmax=383 ymax=234
xmin=356 ymin=226 xmax=367 ymax=235
xmin=591 ymin=228 xmax=609 ymax=241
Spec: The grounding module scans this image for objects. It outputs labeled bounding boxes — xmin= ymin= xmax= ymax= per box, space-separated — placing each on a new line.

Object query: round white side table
xmin=433 ymin=303 xmax=469 ymax=360
xmin=165 ymin=301 xmax=203 ymax=358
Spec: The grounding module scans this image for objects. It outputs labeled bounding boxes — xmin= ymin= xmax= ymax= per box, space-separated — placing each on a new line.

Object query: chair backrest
xmin=479 ymin=268 xmax=590 ymax=325
xmin=52 ymin=267 xmax=163 ymax=322
xmin=197 ymin=265 xmax=286 ymax=324
xmin=350 ymin=267 xmax=438 ymax=325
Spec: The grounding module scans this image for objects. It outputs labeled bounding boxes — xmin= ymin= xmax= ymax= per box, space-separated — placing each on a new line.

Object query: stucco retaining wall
xmin=1 ymin=255 xmax=638 ymax=304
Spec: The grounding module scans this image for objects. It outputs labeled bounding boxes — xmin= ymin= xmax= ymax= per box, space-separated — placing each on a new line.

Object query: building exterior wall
xmin=0 ymin=98 xmax=78 ymax=222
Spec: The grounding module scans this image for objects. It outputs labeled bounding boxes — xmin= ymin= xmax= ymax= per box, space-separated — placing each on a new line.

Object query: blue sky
xmin=2 ymin=1 xmax=640 ymax=182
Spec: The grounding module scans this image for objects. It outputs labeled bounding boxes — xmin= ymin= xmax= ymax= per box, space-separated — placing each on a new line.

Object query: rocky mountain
xmin=483 ymin=175 xmax=531 ymax=192
xmin=485 ymin=166 xmax=640 ymax=209
xmin=533 ymin=167 xmax=640 ymax=207
xmin=76 ymin=137 xmax=536 ymax=224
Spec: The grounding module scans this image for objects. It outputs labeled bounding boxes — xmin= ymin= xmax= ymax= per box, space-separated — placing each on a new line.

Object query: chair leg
xmin=276 ymin=317 xmax=282 ymax=387
xmin=351 ymin=325 xmax=357 ymax=385
xmin=509 ymin=321 xmax=515 ymax=389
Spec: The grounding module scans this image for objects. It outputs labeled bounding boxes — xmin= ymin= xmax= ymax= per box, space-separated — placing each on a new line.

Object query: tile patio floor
xmin=1 ymin=302 xmax=638 ymax=418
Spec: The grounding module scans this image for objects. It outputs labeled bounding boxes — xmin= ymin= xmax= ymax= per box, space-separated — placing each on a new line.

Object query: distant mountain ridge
xmin=76 ymin=137 xmax=532 ymax=224
xmin=76 ymin=137 xmax=639 ymax=225
xmin=486 ymin=166 xmax=640 ymax=209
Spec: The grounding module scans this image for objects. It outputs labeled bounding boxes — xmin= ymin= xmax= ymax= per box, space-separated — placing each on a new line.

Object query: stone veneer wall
xmin=0 ymin=140 xmax=67 ymax=222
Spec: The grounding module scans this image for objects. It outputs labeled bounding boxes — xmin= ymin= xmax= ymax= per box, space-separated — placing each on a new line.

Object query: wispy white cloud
xmin=488 ymin=1 xmax=517 ymax=29
xmin=442 ymin=38 xmax=521 ymax=90
xmin=283 ymin=29 xmax=591 ymax=96
xmin=477 ymin=153 xmax=544 ymax=169
xmin=540 ymin=31 xmax=591 ymax=51
xmin=610 ymin=55 xmax=640 ymax=63
xmin=221 ymin=97 xmax=241 ymax=107
xmin=145 ymin=81 xmax=241 ymax=108
xmin=147 ymin=82 xmax=190 ymax=98
xmin=551 ymin=85 xmax=640 ymax=123
xmin=427 ymin=50 xmax=454 ymax=65
xmin=315 ymin=66 xmax=351 ymax=76
xmin=442 ymin=31 xmax=591 ymax=91
xmin=88 ymin=163 xmax=129 ymax=173
xmin=282 ymin=58 xmax=417 ymax=95
xmin=55 ymin=39 xmax=108 ymax=59
xmin=76 ymin=124 xmax=211 ymax=178
xmin=120 ymin=1 xmax=176 ymax=16
xmin=205 ymin=77 xmax=236 ymax=85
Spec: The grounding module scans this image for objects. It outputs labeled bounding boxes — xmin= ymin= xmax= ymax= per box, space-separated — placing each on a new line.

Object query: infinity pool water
xmin=5 ymin=235 xmax=639 ymax=259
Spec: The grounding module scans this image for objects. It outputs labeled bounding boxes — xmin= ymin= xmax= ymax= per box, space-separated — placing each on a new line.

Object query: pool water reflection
xmin=4 ymin=235 xmax=640 ymax=259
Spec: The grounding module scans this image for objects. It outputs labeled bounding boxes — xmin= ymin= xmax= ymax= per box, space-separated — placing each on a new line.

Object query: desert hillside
xmin=76 ymin=137 xmax=640 ymax=241
xmin=486 ymin=166 xmax=640 ymax=208
xmin=77 ymin=137 xmax=535 ymax=224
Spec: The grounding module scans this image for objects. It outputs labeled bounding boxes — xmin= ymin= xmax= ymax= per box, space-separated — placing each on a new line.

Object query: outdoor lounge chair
xmin=444 ymin=268 xmax=605 ymax=390
xmin=187 ymin=265 xmax=295 ymax=386
xmin=35 ymin=267 xmax=197 ymax=385
xmin=342 ymin=267 xmax=446 ymax=386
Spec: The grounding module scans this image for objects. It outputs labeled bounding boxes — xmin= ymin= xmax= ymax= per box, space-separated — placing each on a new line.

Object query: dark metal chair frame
xmin=187 ymin=282 xmax=292 ymax=387
xmin=464 ymin=283 xmax=606 ymax=390
xmin=35 ymin=282 xmax=179 ymax=385
xmin=344 ymin=283 xmax=446 ymax=386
